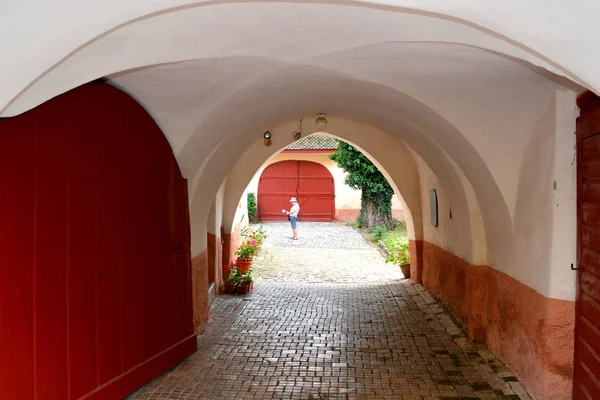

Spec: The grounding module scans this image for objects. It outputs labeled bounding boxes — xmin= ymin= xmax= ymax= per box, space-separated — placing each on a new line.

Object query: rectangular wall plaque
xmin=430 ymin=189 xmax=438 ymax=227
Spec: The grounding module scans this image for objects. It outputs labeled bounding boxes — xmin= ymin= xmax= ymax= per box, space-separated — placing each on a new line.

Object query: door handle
xmin=174 ymin=246 xmax=181 ymax=251
xmin=571 ymin=263 xmax=580 ymax=271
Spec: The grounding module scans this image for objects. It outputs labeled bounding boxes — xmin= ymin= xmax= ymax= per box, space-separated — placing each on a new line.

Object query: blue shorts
xmin=290 ymin=216 xmax=297 ymax=229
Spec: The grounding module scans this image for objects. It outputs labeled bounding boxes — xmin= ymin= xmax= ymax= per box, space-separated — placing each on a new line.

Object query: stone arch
xmin=185 ymin=68 xmax=502 ymax=270
xmin=1 ymin=0 xmax=596 ymax=117
xmin=221 ymin=122 xmax=424 ymax=246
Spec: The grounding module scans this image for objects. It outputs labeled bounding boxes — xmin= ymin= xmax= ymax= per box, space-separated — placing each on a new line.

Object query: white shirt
xmin=290 ymin=203 xmax=300 ymax=217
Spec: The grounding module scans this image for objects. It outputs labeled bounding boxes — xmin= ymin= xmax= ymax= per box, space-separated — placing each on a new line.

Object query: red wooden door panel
xmin=0 ymin=113 xmax=35 ymax=400
xmin=576 ymin=93 xmax=600 ymax=399
xmin=258 ymin=160 xmax=335 ymax=221
xmin=0 ymin=82 xmax=196 ymax=400
xmin=67 ymin=88 xmax=101 ymax=399
xmin=34 ymin=99 xmax=70 ymax=399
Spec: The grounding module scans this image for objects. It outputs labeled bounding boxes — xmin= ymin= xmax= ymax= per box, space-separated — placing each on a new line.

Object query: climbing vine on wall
xmin=329 ymin=141 xmax=394 ymax=228
xmin=247 ymin=192 xmax=257 ymax=220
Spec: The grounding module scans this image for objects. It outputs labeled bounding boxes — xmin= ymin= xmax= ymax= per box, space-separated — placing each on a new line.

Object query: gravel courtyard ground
xmin=250 ymin=222 xmax=404 ymax=283
xmin=131 ymin=222 xmax=530 ymax=400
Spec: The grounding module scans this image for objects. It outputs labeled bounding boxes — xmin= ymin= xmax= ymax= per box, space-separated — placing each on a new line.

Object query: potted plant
xmin=224 ymin=267 xmax=241 ymax=294
xmin=235 ymin=240 xmax=259 ymax=273
xmin=222 ymin=262 xmax=235 ymax=282
xmin=241 ymin=225 xmax=267 ymax=247
xmin=250 ymin=225 xmax=267 ymax=247
xmin=385 ymin=236 xmax=411 ymax=278
xmin=238 ymin=270 xmax=253 ymax=295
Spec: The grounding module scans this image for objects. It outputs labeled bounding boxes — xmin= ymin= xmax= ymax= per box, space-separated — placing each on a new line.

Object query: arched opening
xmin=196 ymin=105 xmax=576 ymax=400
xmin=219 ymin=124 xmax=424 ymax=262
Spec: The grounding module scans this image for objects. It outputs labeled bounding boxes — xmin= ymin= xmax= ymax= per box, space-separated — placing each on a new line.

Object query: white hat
xmin=290 ymin=197 xmax=297 ymax=202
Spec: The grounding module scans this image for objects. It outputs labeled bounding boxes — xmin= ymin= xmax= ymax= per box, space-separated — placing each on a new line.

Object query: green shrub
xmin=354 ymin=215 xmax=363 ymax=228
xmin=370 ymin=224 xmax=387 ymax=241
xmin=385 ymin=236 xmax=411 ymax=265
xmin=247 ymin=192 xmax=257 ymax=218
xmin=393 ymin=219 xmax=407 ymax=231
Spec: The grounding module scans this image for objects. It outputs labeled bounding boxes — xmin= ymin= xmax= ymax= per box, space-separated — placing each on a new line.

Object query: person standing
xmin=282 ymin=197 xmax=300 ymax=240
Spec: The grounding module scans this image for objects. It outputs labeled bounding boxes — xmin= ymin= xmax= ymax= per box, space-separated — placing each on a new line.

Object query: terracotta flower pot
xmin=224 ymin=282 xmax=237 ymax=294
xmin=400 ymin=263 xmax=411 ymax=279
xmin=238 ymin=282 xmax=251 ymax=295
xmin=236 ymin=259 xmax=253 ymax=273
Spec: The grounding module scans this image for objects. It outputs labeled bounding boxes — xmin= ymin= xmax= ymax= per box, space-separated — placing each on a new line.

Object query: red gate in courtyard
xmin=0 ymin=82 xmax=196 ymax=399
xmin=258 ymin=160 xmax=335 ymax=221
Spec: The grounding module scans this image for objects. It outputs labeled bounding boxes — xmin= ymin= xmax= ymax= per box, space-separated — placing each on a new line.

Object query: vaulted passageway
xmin=0 ymin=2 xmax=595 ymax=399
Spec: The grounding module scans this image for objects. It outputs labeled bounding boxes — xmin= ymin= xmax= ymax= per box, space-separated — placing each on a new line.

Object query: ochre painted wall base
xmin=192 ymin=252 xmax=210 ymax=334
xmin=410 ymin=240 xmax=575 ymax=400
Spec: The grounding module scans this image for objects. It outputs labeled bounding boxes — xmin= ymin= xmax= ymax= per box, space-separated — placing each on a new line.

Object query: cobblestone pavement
xmin=131 ymin=223 xmax=530 ymax=400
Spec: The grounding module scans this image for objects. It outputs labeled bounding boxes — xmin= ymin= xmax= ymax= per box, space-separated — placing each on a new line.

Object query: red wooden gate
xmin=0 ymin=82 xmax=195 ymax=400
xmin=258 ymin=160 xmax=335 ymax=221
xmin=575 ymin=92 xmax=600 ymax=399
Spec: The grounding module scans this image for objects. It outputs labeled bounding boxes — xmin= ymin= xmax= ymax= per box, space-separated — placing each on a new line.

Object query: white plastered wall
xmin=412 ymin=151 xmax=486 ymax=265
xmin=411 ymin=89 xmax=578 ymax=300
xmin=511 ymin=89 xmax=577 ymax=300
xmin=207 ymin=179 xmax=226 ymax=236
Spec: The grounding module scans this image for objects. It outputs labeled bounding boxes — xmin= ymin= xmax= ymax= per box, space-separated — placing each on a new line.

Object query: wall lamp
xmin=263 ymin=131 xmax=272 ymax=146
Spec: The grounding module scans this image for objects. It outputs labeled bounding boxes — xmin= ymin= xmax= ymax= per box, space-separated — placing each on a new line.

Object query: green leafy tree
xmin=329 ymin=141 xmax=394 ymax=228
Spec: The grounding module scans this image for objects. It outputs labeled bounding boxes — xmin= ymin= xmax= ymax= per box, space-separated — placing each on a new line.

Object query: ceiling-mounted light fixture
xmin=315 ymin=113 xmax=328 ymax=130
xmin=263 ymin=131 xmax=272 ymax=146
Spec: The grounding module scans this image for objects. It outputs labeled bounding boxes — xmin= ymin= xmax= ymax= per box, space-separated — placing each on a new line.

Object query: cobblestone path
xmin=131 ymin=223 xmax=530 ymax=400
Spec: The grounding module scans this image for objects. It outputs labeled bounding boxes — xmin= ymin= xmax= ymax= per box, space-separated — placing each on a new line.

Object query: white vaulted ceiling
xmin=1 ymin=1 xmax=588 ymax=116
